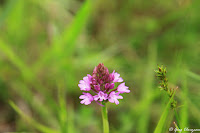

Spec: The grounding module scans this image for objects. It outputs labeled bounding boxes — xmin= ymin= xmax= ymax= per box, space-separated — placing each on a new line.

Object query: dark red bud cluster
xmin=91 ymin=63 xmax=114 ymax=92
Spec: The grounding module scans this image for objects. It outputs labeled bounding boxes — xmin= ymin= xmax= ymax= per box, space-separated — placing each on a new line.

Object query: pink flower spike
xmin=94 ymin=91 xmax=108 ymax=101
xmin=78 ymin=74 xmax=92 ymax=91
xmin=112 ymin=70 xmax=123 ymax=83
xmin=79 ymin=92 xmax=93 ymax=105
xmin=78 ymin=63 xmax=129 ymax=106
xmin=108 ymin=92 xmax=123 ymax=105
xmin=117 ymin=83 xmax=130 ymax=93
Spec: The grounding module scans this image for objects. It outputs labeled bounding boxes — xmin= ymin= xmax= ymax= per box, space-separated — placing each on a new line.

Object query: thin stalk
xmin=174 ymin=109 xmax=180 ymax=128
xmin=101 ymin=102 xmax=109 ymax=133
xmin=174 ymin=122 xmax=182 ymax=133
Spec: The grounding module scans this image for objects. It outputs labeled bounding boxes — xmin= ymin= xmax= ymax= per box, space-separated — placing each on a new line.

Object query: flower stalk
xmin=154 ymin=65 xmax=177 ymax=109
xmin=101 ymin=102 xmax=109 ymax=133
xmin=155 ymin=65 xmax=180 ymax=127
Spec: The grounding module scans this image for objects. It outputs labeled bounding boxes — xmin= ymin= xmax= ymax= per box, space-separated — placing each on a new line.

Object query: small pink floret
xmin=94 ymin=91 xmax=108 ymax=101
xmin=117 ymin=83 xmax=130 ymax=93
xmin=108 ymin=92 xmax=123 ymax=105
xmin=112 ymin=70 xmax=123 ymax=83
xmin=78 ymin=74 xmax=92 ymax=91
xmin=79 ymin=92 xmax=93 ymax=105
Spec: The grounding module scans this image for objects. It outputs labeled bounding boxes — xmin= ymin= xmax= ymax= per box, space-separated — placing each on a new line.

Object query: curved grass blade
xmin=33 ymin=0 xmax=93 ymax=71
xmin=138 ymin=42 xmax=157 ymax=133
xmin=154 ymin=92 xmax=175 ymax=133
xmin=174 ymin=109 xmax=181 ymax=128
xmin=0 ymin=39 xmax=58 ymax=111
xmin=10 ymin=81 xmax=57 ymax=126
xmin=174 ymin=122 xmax=182 ymax=133
xmin=180 ymin=71 xmax=188 ymax=132
xmin=185 ymin=70 xmax=200 ymax=81
xmin=9 ymin=101 xmax=59 ymax=133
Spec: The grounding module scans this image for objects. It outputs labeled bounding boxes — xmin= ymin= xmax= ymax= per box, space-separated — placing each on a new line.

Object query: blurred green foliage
xmin=0 ymin=0 xmax=199 ymax=132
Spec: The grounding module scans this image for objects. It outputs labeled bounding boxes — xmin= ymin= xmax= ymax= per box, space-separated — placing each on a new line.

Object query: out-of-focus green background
xmin=0 ymin=0 xmax=199 ymax=132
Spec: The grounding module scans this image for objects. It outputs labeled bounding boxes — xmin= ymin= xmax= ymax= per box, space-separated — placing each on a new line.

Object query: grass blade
xmin=174 ymin=122 xmax=182 ymax=133
xmin=33 ymin=0 xmax=93 ymax=71
xmin=10 ymin=81 xmax=57 ymax=126
xmin=0 ymin=39 xmax=33 ymax=80
xmin=185 ymin=70 xmax=200 ymax=81
xmin=180 ymin=70 xmax=188 ymax=132
xmin=0 ymin=38 xmax=58 ymax=112
xmin=9 ymin=101 xmax=59 ymax=133
xmin=57 ymin=81 xmax=68 ymax=133
xmin=138 ymin=42 xmax=157 ymax=133
xmin=154 ymin=92 xmax=175 ymax=133
xmin=174 ymin=109 xmax=181 ymax=128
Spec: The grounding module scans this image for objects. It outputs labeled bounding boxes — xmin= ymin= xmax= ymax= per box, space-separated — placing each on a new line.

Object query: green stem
xmin=101 ymin=102 xmax=109 ymax=133
xmin=174 ymin=109 xmax=180 ymax=127
xmin=174 ymin=121 xmax=182 ymax=133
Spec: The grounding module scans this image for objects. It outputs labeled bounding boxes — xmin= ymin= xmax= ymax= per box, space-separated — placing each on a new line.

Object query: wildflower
xmin=108 ymin=92 xmax=123 ymax=105
xmin=112 ymin=70 xmax=123 ymax=83
xmin=78 ymin=74 xmax=92 ymax=91
xmin=117 ymin=83 xmax=130 ymax=93
xmin=79 ymin=92 xmax=93 ymax=105
xmin=78 ymin=63 xmax=130 ymax=105
xmin=94 ymin=91 xmax=108 ymax=101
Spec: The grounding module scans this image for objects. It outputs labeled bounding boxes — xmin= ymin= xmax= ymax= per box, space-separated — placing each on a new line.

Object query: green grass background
xmin=0 ymin=0 xmax=199 ymax=132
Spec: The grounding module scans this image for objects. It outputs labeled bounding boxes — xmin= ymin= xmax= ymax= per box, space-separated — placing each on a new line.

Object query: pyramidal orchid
xmin=78 ymin=63 xmax=130 ymax=133
xmin=78 ymin=63 xmax=130 ymax=106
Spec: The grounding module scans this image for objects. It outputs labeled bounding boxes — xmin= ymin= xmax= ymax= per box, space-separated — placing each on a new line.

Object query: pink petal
xmin=114 ymin=99 xmax=119 ymax=105
xmin=79 ymin=95 xmax=86 ymax=99
xmin=117 ymin=83 xmax=130 ymax=93
xmin=112 ymin=70 xmax=123 ymax=83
